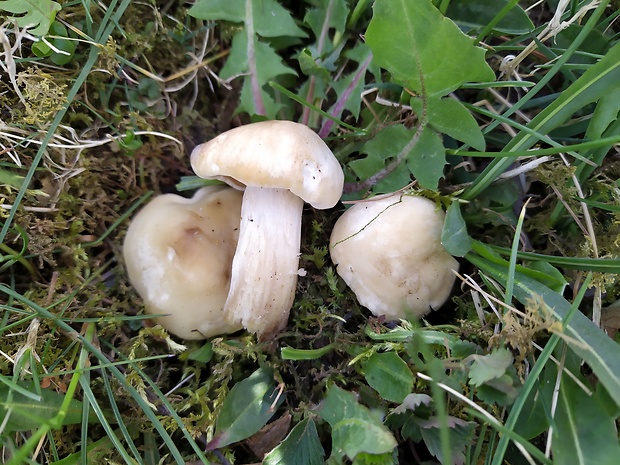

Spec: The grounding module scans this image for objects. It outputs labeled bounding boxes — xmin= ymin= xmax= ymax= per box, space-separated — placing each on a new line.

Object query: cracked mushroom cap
xmin=329 ymin=194 xmax=459 ymax=321
xmin=123 ymin=186 xmax=243 ymax=339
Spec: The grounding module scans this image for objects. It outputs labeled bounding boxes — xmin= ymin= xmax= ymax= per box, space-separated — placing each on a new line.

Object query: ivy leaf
xmin=207 ymin=367 xmax=284 ymax=449
xmin=0 ymin=0 xmax=61 ymax=36
xmin=263 ymin=418 xmax=324 ymax=465
xmin=315 ymin=386 xmax=397 ymax=462
xmin=0 ymin=383 xmax=84 ymax=432
xmin=467 ymin=347 xmax=513 ymax=387
xmin=365 ymin=0 xmax=495 ymax=98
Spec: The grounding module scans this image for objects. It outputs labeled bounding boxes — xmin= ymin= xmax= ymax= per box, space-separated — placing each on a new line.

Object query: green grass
xmin=1 ymin=0 xmax=619 ymax=464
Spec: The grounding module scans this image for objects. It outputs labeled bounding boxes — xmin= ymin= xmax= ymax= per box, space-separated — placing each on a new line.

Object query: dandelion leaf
xmin=0 ymin=0 xmax=61 ymax=36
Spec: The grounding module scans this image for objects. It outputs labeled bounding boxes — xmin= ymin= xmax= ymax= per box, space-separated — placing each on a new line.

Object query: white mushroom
xmin=123 ymin=186 xmax=243 ymax=339
xmin=190 ymin=121 xmax=344 ymax=337
xmin=329 ymin=194 xmax=459 ymax=321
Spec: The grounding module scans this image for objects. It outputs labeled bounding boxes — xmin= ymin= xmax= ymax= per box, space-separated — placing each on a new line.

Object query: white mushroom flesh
xmin=123 ymin=186 xmax=243 ymax=339
xmin=329 ymin=195 xmax=459 ymax=321
xmin=223 ymin=186 xmax=304 ymax=336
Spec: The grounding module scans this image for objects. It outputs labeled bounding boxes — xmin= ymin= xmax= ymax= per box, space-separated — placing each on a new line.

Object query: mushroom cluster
xmin=124 ymin=122 xmax=459 ymax=340
xmin=329 ymin=194 xmax=459 ymax=321
xmin=124 ymin=121 xmax=344 ymax=339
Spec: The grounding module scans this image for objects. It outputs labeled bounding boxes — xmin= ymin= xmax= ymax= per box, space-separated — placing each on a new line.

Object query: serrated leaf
xmin=303 ymin=0 xmax=348 ymax=52
xmin=328 ymin=46 xmax=372 ymax=120
xmin=263 ymin=418 xmax=324 ymax=465
xmin=467 ymin=347 xmax=513 ymax=387
xmin=0 ymin=383 xmax=84 ymax=432
xmin=552 ymin=373 xmax=620 ymax=465
xmin=363 ymin=352 xmax=413 ymax=403
xmin=412 ymin=97 xmax=486 ymax=151
xmin=365 ymin=0 xmax=495 ymax=98
xmin=446 ymin=0 xmax=534 ymax=35
xmin=442 ymin=202 xmax=472 ymax=257
xmin=0 ymin=0 xmax=61 ymax=36
xmin=209 ymin=367 xmax=283 ymax=449
xmin=406 ymin=125 xmax=445 ymax=190
xmin=188 ymin=0 xmax=306 ymax=38
xmin=220 ymin=31 xmax=296 ymax=118
xmin=315 ymin=386 xmax=397 ymax=462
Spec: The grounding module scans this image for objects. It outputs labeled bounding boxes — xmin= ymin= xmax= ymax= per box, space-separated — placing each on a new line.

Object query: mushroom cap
xmin=190 ymin=121 xmax=344 ymax=209
xmin=123 ymin=186 xmax=243 ymax=339
xmin=329 ymin=194 xmax=459 ymax=321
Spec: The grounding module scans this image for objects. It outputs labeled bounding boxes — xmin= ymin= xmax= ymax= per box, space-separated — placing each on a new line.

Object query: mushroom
xmin=329 ymin=194 xmax=459 ymax=321
xmin=123 ymin=186 xmax=244 ymax=339
xmin=190 ymin=121 xmax=344 ymax=337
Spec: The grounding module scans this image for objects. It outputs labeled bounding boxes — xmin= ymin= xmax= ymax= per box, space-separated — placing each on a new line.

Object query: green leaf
xmin=303 ymin=0 xmax=348 ymax=55
xmin=0 ymin=383 xmax=84 ymax=432
xmin=363 ymin=124 xmax=411 ymax=161
xmin=349 ymin=154 xmax=384 ymax=181
xmin=209 ymin=367 xmax=284 ymax=449
xmin=467 ymin=347 xmax=513 ymax=387
xmin=552 ymin=373 xmax=620 ymax=465
xmin=0 ymin=0 xmax=61 ymax=36
xmin=188 ymin=0 xmax=306 ymax=37
xmin=220 ymin=31 xmax=296 ymax=118
xmin=446 ymin=0 xmax=534 ymax=35
xmin=298 ymin=48 xmax=331 ymax=80
xmin=365 ymin=0 xmax=495 ymax=98
xmin=418 ymin=416 xmax=476 ymax=465
xmin=527 ymin=261 xmax=567 ymax=294
xmin=406 ymin=125 xmax=445 ymax=190
xmin=327 ymin=47 xmax=372 ymax=121
xmin=442 ymin=202 xmax=472 ymax=257
xmin=413 ymin=97 xmax=486 ymax=151
xmin=352 ymin=451 xmax=395 ymax=465
xmin=263 ymin=418 xmax=324 ymax=465
xmin=363 ymin=352 xmax=413 ymax=403
xmin=513 ymin=363 xmax=556 ymax=440
xmin=315 ymin=386 xmax=397 ymax=462
xmin=33 ymin=21 xmax=78 ymax=66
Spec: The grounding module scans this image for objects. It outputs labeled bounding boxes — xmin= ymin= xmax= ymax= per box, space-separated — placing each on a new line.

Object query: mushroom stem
xmin=224 ymin=186 xmax=304 ymax=337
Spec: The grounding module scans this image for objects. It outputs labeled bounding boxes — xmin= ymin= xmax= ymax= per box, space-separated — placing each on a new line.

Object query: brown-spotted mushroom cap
xmin=123 ymin=186 xmax=243 ymax=339
xmin=190 ymin=121 xmax=344 ymax=337
xmin=329 ymin=194 xmax=459 ymax=321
